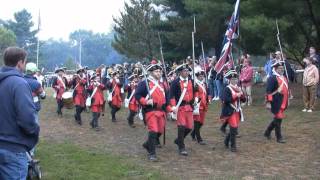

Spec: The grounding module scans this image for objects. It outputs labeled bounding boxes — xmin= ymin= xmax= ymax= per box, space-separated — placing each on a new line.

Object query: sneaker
xmin=277 ymin=139 xmax=286 ymax=143
xmin=198 ymin=141 xmax=206 ymax=145
xmin=179 ymin=148 xmax=188 ymax=156
xmin=230 ymin=147 xmax=237 ymax=152
xmin=307 ymin=109 xmax=313 ymax=113
xmin=302 ymin=109 xmax=307 ymax=112
xmin=264 ymin=133 xmax=271 ymax=140
xmin=148 ymin=154 xmax=158 ymax=161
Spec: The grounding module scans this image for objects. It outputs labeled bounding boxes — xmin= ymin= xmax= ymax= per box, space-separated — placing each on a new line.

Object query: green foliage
xmin=36 ymin=140 xmax=164 ymax=180
xmin=3 ymin=9 xmax=38 ymax=62
xmin=113 ymin=0 xmax=320 ymax=63
xmin=0 ymin=27 xmax=16 ymax=66
xmin=112 ymin=0 xmax=161 ymax=61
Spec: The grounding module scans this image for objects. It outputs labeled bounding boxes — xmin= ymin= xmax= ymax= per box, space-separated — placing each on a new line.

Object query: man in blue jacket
xmin=0 ymin=47 xmax=40 ymax=179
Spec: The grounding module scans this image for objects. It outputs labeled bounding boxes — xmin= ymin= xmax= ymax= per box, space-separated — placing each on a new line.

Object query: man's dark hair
xmin=3 ymin=47 xmax=27 ymax=67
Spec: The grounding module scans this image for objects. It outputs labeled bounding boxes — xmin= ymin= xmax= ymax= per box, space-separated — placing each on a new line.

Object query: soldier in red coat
xmin=88 ymin=75 xmax=105 ymax=131
xmin=72 ymin=68 xmax=87 ymax=125
xmin=52 ymin=68 xmax=68 ymax=116
xmin=135 ymin=63 xmax=172 ymax=161
xmin=170 ymin=64 xmax=194 ymax=156
xmin=220 ymin=70 xmax=246 ymax=152
xmin=125 ymin=74 xmax=139 ymax=128
xmin=191 ymin=67 xmax=211 ymax=145
xmin=107 ymin=71 xmax=123 ymax=122
xmin=264 ymin=61 xmax=288 ymax=143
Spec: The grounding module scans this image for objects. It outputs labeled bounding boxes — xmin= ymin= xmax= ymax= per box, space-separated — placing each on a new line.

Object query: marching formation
xmin=50 ymin=52 xmax=291 ymax=161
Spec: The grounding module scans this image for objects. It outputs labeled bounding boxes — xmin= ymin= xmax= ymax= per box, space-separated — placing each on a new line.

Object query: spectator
xmin=239 ymin=55 xmax=254 ymax=105
xmin=309 ymin=46 xmax=320 ymax=98
xmin=0 ymin=47 xmax=39 ymax=179
xmin=309 ymin=47 xmax=320 ymax=68
xmin=302 ymin=57 xmax=319 ymax=112
xmin=208 ymin=57 xmax=219 ymax=100
xmin=264 ymin=53 xmax=275 ymax=78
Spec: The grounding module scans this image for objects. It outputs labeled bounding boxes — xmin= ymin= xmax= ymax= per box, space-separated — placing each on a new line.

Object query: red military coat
xmin=195 ymin=81 xmax=210 ymax=111
xmin=126 ymin=83 xmax=139 ymax=112
xmin=53 ymin=76 xmax=67 ymax=100
xmin=73 ymin=78 xmax=87 ymax=107
xmin=109 ymin=79 xmax=123 ymax=108
xmin=88 ymin=83 xmax=105 ymax=113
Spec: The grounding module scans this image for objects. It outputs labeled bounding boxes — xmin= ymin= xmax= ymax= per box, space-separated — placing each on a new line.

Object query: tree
xmin=112 ymin=0 xmax=160 ymax=60
xmin=240 ymin=0 xmax=320 ymax=62
xmin=113 ymin=0 xmax=320 ymax=63
xmin=153 ymin=0 xmax=235 ymax=60
xmin=70 ymin=30 xmax=122 ymax=68
xmin=0 ymin=27 xmax=16 ymax=66
xmin=4 ymin=9 xmax=38 ymax=62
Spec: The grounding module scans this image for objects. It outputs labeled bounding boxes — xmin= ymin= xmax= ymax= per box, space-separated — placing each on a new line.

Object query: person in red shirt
xmin=107 ymin=71 xmax=123 ymax=122
xmin=88 ymin=75 xmax=105 ymax=131
xmin=239 ymin=56 xmax=254 ymax=106
xmin=191 ymin=67 xmax=211 ymax=145
xmin=170 ymin=64 xmax=194 ymax=156
xmin=72 ymin=68 xmax=87 ymax=125
xmin=125 ymin=74 xmax=139 ymax=128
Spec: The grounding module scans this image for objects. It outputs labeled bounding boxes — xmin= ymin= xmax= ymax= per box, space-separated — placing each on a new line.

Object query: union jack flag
xmin=214 ymin=0 xmax=240 ymax=73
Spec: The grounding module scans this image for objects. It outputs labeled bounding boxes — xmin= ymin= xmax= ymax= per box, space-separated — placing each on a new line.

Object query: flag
xmin=214 ymin=0 xmax=240 ymax=73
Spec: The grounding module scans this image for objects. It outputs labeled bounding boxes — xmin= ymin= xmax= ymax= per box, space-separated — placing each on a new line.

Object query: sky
xmin=0 ymin=0 xmax=126 ymax=40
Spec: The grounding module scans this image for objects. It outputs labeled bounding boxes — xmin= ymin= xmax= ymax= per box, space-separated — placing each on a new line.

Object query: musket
xmin=158 ymin=33 xmax=169 ymax=81
xmin=157 ymin=32 xmax=167 ymax=145
xmin=192 ymin=15 xmax=196 ymax=86
xmin=141 ymin=65 xmax=152 ymax=104
xmin=276 ymin=19 xmax=290 ymax=104
xmin=276 ymin=19 xmax=289 ymax=85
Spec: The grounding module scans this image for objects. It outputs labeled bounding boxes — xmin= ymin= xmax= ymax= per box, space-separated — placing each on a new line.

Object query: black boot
xmin=275 ymin=119 xmax=286 ymax=143
xmin=78 ymin=114 xmax=82 ymax=126
xmin=220 ymin=122 xmax=228 ymax=134
xmin=111 ymin=106 xmax=120 ymax=122
xmin=191 ymin=128 xmax=196 ymax=141
xmin=127 ymin=110 xmax=136 ymax=128
xmin=264 ymin=119 xmax=276 ymax=140
xmin=74 ymin=114 xmax=78 ymax=122
xmin=156 ymin=133 xmax=162 ymax=148
xmin=230 ymin=127 xmax=237 ymax=152
xmin=224 ymin=132 xmax=230 ymax=149
xmin=91 ymin=112 xmax=98 ymax=129
xmin=75 ymin=106 xmax=83 ymax=125
xmin=195 ymin=122 xmax=206 ymax=145
xmin=175 ymin=126 xmax=188 ymax=156
xmin=147 ymin=132 xmax=158 ymax=161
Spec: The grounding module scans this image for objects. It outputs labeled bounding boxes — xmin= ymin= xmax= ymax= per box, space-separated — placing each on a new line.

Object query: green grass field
xmin=36 ymin=140 xmax=164 ymax=180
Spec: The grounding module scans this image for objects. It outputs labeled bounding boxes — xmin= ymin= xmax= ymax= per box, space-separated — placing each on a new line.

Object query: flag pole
xmin=79 ymin=38 xmax=82 ymax=67
xmin=36 ymin=10 xmax=41 ymax=68
xmin=192 ymin=15 xmax=196 ymax=85
xmin=201 ymin=41 xmax=208 ymax=85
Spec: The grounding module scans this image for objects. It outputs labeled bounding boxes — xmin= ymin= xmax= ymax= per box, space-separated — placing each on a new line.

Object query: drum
xmin=62 ymin=91 xmax=74 ymax=109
